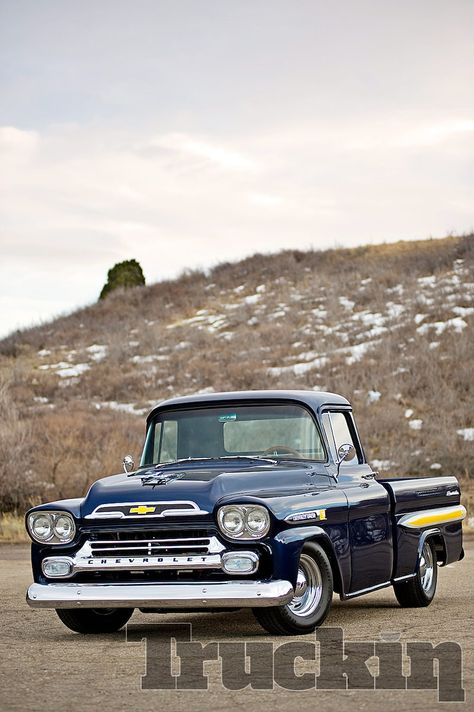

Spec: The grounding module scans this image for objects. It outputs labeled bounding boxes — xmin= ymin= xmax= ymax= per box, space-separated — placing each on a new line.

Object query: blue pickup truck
xmin=26 ymin=390 xmax=466 ymax=635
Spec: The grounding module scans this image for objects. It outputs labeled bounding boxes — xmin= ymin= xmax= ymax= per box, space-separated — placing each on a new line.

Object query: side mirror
xmin=335 ymin=443 xmax=356 ymax=479
xmin=122 ymin=455 xmax=135 ymax=473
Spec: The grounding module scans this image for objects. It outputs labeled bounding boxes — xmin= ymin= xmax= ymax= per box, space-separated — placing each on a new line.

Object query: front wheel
xmin=253 ymin=542 xmax=333 ymax=635
xmin=56 ymin=607 xmax=134 ymax=634
xmin=393 ymin=539 xmax=438 ymax=607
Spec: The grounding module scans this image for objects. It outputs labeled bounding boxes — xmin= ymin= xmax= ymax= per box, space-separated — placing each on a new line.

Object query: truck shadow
xmin=45 ymin=599 xmax=405 ymax=642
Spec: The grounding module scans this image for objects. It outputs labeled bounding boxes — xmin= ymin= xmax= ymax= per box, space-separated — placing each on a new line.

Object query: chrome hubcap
xmin=295 ymin=569 xmax=308 ymax=596
xmin=419 ymin=542 xmax=434 ymax=593
xmin=288 ymin=554 xmax=323 ymax=617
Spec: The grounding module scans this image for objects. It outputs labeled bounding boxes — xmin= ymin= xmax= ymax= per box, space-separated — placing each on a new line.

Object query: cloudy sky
xmin=1 ymin=0 xmax=473 ymax=337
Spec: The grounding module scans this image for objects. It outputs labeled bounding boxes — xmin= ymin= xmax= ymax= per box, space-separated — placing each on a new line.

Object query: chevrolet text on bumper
xmin=26 ymin=390 xmax=465 ymax=636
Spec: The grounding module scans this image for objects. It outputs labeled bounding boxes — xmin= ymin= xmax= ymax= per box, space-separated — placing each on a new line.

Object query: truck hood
xmin=80 ymin=460 xmax=333 ymax=518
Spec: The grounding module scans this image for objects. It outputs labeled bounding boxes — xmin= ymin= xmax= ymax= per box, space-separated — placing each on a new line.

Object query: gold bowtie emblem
xmin=129 ymin=505 xmax=156 ymax=515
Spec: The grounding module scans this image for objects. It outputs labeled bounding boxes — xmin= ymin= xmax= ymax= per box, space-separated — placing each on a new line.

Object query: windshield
xmin=140 ymin=403 xmax=326 ymax=466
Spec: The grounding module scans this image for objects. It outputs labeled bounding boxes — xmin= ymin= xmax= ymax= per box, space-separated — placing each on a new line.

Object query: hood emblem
xmin=129 ymin=505 xmax=156 ymax=515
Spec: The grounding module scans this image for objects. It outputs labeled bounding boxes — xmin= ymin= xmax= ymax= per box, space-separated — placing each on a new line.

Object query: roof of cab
xmin=147 ymin=390 xmax=350 ymax=422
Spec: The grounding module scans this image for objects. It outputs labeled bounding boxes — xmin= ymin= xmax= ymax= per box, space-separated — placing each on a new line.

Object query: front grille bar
xmin=90 ymin=545 xmax=209 ymax=553
xmin=88 ymin=536 xmax=222 ymax=556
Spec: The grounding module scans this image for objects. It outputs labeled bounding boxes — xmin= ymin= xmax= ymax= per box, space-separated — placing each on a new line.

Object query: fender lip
xmin=26 ymin=579 xmax=294 ymax=609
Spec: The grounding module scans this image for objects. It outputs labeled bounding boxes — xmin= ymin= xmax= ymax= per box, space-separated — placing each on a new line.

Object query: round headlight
xmin=246 ymin=507 xmax=270 ymax=535
xmin=27 ymin=511 xmax=76 ymax=544
xmin=29 ymin=513 xmax=53 ymax=542
xmin=54 ymin=515 xmax=75 ymax=542
xmin=218 ymin=504 xmax=270 ymax=539
xmin=221 ymin=508 xmax=245 ymax=535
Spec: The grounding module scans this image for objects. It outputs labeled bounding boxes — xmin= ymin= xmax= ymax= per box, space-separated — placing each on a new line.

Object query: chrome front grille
xmin=89 ymin=535 xmax=223 ymax=558
xmin=41 ymin=529 xmax=265 ymax=581
xmin=60 ymin=531 xmax=228 ymax=575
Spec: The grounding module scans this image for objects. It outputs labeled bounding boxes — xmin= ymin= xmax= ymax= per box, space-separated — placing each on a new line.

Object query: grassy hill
xmin=0 ymin=234 xmax=473 ymax=520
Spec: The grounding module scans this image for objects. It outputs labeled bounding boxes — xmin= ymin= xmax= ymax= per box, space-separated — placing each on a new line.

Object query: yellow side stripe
xmin=399 ymin=505 xmax=466 ymax=529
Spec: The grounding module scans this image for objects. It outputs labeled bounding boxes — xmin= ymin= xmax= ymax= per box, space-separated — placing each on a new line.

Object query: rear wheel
xmin=393 ymin=539 xmax=438 ymax=607
xmin=56 ymin=607 xmax=134 ymax=634
xmin=253 ymin=542 xmax=333 ymax=635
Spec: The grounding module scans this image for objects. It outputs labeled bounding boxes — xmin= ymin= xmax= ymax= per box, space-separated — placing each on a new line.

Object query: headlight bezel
xmin=26 ymin=510 xmax=77 ymax=545
xmin=217 ymin=504 xmax=271 ymax=540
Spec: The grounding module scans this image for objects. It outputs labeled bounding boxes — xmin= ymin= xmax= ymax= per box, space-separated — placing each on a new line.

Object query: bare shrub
xmin=0 ymin=374 xmax=33 ymax=510
xmin=28 ymin=407 xmax=143 ymax=504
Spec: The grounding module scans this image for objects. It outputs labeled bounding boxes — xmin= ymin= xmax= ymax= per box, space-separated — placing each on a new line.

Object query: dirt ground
xmin=1 ymin=541 xmax=472 ymax=712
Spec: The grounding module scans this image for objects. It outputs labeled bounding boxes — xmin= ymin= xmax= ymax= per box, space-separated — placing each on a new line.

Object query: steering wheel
xmin=261 ymin=445 xmax=303 ymax=458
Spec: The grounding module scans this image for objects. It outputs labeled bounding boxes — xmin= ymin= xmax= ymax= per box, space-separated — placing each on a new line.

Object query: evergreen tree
xmin=99 ymin=259 xmax=145 ymax=300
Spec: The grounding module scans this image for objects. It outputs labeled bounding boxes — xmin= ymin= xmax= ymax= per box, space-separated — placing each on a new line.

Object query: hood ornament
xmin=140 ymin=471 xmax=186 ymax=487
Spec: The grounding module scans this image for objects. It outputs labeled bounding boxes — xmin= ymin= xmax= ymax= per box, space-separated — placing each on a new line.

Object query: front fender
xmin=271 ymin=525 xmax=349 ymax=594
xmin=25 ymin=498 xmax=84 ymax=520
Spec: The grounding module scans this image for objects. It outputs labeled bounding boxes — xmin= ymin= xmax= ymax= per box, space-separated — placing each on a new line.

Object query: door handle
xmin=361 ymin=472 xmax=376 ymax=480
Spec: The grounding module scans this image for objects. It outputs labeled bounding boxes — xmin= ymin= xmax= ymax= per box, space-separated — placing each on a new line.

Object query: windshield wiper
xmin=129 ymin=455 xmax=277 ymax=476
xmin=209 ymin=455 xmax=277 ymax=464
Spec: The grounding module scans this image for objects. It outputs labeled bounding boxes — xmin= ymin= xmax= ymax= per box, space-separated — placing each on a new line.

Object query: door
xmin=322 ymin=409 xmax=393 ymax=593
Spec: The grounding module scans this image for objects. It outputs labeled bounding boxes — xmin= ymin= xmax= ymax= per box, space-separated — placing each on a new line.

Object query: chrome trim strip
xmin=89 ymin=537 xmax=214 ymax=546
xmin=88 ymin=544 xmax=210 ymax=553
xmin=84 ymin=500 xmax=209 ymax=519
xmin=341 ymin=581 xmax=392 ymax=600
xmin=398 ymin=505 xmax=466 ymax=530
xmin=82 ymin=536 xmax=225 ymax=556
xmin=26 ymin=580 xmax=294 ymax=609
xmin=392 ymin=573 xmax=417 ymax=583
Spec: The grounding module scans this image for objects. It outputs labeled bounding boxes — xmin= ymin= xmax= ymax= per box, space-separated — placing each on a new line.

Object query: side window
xmin=327 ymin=411 xmax=359 ymax=465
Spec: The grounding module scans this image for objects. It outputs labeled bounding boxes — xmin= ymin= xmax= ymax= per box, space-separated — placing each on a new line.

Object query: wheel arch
xmin=305 ymin=534 xmax=344 ymax=595
xmin=417 ymin=528 xmax=446 ymax=568
xmin=273 ymin=526 xmax=346 ymax=594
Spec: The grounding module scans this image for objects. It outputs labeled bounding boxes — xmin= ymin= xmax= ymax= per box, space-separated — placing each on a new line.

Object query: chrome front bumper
xmin=26 ymin=580 xmax=295 ymax=609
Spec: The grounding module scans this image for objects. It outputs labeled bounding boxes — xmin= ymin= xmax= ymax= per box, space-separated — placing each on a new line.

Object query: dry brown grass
xmin=0 ymin=234 xmax=472 ymax=514
xmin=0 ymin=513 xmax=29 ymax=542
